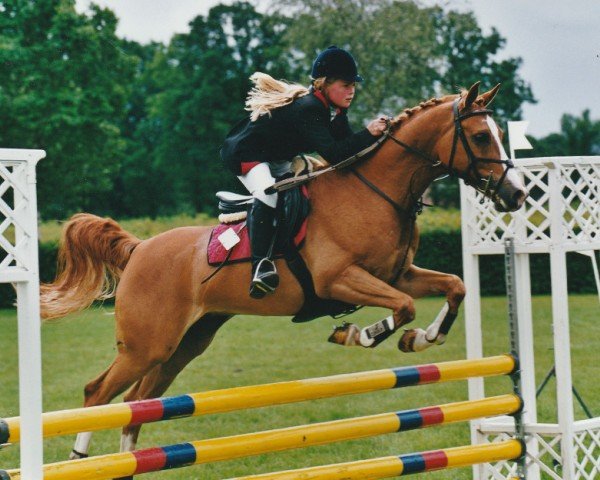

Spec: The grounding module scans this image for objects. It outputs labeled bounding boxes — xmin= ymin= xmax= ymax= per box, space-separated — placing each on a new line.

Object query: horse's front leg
xmin=393 ymin=265 xmax=466 ymax=352
xmin=322 ymin=264 xmax=416 ymax=348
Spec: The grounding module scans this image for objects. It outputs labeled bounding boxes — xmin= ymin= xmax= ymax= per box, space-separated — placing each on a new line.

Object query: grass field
xmin=0 ymin=295 xmax=598 ymax=479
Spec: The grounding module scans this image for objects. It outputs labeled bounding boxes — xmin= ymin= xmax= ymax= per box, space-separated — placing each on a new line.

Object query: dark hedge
xmin=0 ymin=232 xmax=596 ymax=308
xmin=416 ymin=231 xmax=598 ymax=296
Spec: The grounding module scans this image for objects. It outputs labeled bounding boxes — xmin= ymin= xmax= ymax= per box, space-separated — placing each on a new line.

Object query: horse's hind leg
xmin=69 ymin=350 xmax=153 ymax=459
xmin=70 ymin=364 xmax=115 ymax=459
xmin=69 ymin=342 xmax=171 ymax=459
xmin=70 ymin=299 xmax=200 ymax=460
xmin=118 ymin=314 xmax=230 ymax=457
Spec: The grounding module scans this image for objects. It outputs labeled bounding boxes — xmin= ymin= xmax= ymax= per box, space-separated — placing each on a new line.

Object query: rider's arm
xmin=295 ymin=102 xmax=377 ymax=165
xmin=330 ymin=110 xmax=353 ymax=140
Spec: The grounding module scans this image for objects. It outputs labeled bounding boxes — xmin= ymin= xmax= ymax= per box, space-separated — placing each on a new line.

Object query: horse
xmin=39 ymin=82 xmax=527 ymax=472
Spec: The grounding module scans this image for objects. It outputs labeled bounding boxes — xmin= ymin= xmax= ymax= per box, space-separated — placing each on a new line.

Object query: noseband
xmin=382 ymin=98 xmax=514 ymax=200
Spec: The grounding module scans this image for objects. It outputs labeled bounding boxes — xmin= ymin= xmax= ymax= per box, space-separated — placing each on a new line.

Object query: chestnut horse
xmin=40 ymin=82 xmax=527 ymax=468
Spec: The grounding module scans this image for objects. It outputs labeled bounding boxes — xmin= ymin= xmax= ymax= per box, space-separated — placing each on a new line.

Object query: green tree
xmin=0 ymin=0 xmax=137 ymax=218
xmin=125 ymin=2 xmax=289 ymax=216
xmin=435 ymin=9 xmax=535 ymax=124
xmin=275 ymin=0 xmax=535 ymax=208
xmin=0 ymin=0 xmax=541 ymax=218
xmin=277 ymin=0 xmax=441 ymax=122
xmin=276 ymin=1 xmax=534 ymax=123
xmin=559 ymin=109 xmax=600 ymax=155
xmin=527 ymin=109 xmax=600 ymax=157
xmin=109 ymin=40 xmax=166 ymax=217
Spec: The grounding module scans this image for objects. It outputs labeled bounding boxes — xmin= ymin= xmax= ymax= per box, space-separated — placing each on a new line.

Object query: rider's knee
xmin=238 ymin=162 xmax=278 ymax=208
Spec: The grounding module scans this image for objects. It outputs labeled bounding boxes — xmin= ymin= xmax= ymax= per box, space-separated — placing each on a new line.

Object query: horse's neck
xmin=358 ymin=104 xmax=450 ymax=211
xmin=355 ymin=140 xmax=438 ymax=211
xmin=308 ymin=107 xmax=445 ymax=227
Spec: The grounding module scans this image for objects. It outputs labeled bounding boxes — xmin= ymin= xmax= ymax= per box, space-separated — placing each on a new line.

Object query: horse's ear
xmin=461 ymin=81 xmax=481 ymax=110
xmin=480 ymin=83 xmax=501 ymax=107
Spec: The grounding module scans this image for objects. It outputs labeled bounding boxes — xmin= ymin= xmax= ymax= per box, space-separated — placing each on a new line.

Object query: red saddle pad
xmin=207 ymin=219 xmax=307 ymax=266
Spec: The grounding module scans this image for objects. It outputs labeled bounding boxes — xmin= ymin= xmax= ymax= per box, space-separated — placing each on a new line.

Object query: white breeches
xmin=237 ymin=162 xmax=289 ymax=208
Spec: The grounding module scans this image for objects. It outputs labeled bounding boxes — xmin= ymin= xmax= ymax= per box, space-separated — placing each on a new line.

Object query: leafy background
xmin=2 ymin=0 xmax=599 ymax=220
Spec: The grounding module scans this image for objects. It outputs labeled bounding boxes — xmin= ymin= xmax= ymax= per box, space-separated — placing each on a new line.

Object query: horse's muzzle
xmin=494 ymin=185 xmax=528 ymax=212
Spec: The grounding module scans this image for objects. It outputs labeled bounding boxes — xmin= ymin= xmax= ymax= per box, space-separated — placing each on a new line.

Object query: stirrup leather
xmin=250 ymin=258 xmax=279 ymax=298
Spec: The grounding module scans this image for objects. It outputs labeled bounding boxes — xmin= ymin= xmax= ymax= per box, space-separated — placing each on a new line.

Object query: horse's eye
xmin=473 ymin=132 xmax=490 ymax=145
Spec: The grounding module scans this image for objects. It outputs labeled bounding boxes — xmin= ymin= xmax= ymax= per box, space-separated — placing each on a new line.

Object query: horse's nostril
xmin=512 ymin=189 xmax=528 ymax=206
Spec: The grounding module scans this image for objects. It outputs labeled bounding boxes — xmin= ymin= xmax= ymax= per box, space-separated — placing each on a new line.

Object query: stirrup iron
xmin=250 ymin=258 xmax=279 ymax=299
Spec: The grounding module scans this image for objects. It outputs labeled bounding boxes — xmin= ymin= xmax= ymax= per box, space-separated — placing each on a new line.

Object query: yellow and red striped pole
xmin=0 ymin=355 xmax=515 ymax=444
xmin=228 ymin=439 xmax=524 ymax=479
xmin=0 ymin=394 xmax=521 ymax=480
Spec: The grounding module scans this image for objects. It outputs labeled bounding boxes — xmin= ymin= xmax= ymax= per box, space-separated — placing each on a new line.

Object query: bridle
xmin=268 ymin=96 xmax=515 ymax=206
xmin=362 ymin=97 xmax=515 ymax=210
xmin=351 ymin=97 xmax=516 ymax=281
xmin=447 ymin=99 xmax=514 ymax=198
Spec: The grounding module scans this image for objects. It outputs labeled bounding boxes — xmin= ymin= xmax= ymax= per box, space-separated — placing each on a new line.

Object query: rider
xmin=220 ymin=45 xmax=387 ymax=299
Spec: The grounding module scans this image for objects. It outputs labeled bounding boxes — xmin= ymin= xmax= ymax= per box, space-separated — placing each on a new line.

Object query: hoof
xmin=398 ymin=328 xmax=436 ymax=353
xmin=328 ymin=322 xmax=360 ymax=346
xmin=69 ymin=449 xmax=89 ymax=460
xmin=398 ymin=329 xmax=418 ymax=352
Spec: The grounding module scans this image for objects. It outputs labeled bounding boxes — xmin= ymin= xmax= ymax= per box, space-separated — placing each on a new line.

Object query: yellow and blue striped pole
xmin=0 ymin=355 xmax=516 ymax=444
xmin=227 ymin=439 xmax=524 ymax=479
xmin=0 ymin=394 xmax=521 ymax=480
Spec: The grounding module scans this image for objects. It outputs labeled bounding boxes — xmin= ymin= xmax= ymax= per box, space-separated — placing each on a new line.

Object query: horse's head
xmin=436 ymin=82 xmax=528 ymax=212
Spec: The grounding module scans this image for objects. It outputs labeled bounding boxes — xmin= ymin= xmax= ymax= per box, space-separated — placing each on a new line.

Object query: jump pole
xmin=0 ymin=394 xmax=521 ymax=480
xmin=0 ymin=355 xmax=516 ymax=444
xmin=227 ymin=439 xmax=524 ymax=480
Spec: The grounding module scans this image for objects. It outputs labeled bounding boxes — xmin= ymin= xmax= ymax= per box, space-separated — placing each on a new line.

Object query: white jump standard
xmin=461 ymin=155 xmax=600 ymax=480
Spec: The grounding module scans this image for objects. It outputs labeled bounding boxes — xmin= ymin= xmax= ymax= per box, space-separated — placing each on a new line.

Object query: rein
xmin=367 ymin=98 xmax=515 ymax=204
xmin=264 ymin=96 xmax=515 ymax=281
xmin=269 ymin=98 xmax=514 ymax=202
xmin=384 ymin=130 xmax=440 ymax=167
xmin=350 ymin=97 xmax=513 ymax=284
xmin=352 ymin=98 xmax=498 ymax=218
xmin=264 ymin=133 xmax=389 ymax=195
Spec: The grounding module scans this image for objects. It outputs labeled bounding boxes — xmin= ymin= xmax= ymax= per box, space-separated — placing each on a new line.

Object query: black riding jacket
xmin=220 ymin=89 xmax=377 ymax=175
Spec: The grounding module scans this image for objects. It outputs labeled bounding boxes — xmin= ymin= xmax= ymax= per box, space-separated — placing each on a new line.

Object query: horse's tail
xmin=40 ymin=213 xmax=142 ymax=320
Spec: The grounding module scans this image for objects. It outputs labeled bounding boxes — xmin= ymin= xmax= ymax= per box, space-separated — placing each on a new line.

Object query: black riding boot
xmin=247 ymin=199 xmax=279 ymax=299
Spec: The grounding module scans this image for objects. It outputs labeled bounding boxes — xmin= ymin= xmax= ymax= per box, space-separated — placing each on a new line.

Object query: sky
xmin=74 ymin=0 xmax=600 ymax=138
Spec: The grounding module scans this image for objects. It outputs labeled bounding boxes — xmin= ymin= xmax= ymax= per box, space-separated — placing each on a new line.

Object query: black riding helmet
xmin=310 ymin=45 xmax=363 ymax=82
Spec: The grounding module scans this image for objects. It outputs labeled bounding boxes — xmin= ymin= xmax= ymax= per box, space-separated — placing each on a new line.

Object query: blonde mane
xmin=389 ymin=94 xmax=453 ymax=130
xmin=389 ymin=89 xmax=483 ymax=130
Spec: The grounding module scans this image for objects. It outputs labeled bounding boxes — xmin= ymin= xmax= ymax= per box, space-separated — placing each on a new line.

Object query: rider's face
xmin=324 ymin=80 xmax=356 ymax=109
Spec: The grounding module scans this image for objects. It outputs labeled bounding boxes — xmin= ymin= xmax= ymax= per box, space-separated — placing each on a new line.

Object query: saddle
xmin=209 ymin=184 xmax=359 ymax=322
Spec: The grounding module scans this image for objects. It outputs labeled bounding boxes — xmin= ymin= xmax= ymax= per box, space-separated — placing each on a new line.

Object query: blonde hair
xmin=245 ymin=72 xmax=310 ymax=121
xmin=312 ymin=77 xmax=333 ymax=90
xmin=244 ymin=73 xmax=339 ymax=120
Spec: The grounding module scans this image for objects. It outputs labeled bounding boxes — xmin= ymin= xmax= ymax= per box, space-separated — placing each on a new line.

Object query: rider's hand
xmin=291 ymin=155 xmax=328 ymax=176
xmin=367 ymin=116 xmax=388 ymax=136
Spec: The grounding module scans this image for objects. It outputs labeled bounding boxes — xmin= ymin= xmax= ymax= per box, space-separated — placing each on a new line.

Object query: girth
xmin=275 ymin=184 xmax=359 ymax=323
